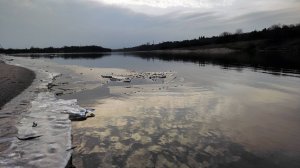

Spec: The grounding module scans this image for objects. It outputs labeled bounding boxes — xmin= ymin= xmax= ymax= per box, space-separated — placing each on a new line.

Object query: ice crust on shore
xmin=0 ymin=56 xmax=84 ymax=168
xmin=0 ymin=92 xmax=75 ymax=168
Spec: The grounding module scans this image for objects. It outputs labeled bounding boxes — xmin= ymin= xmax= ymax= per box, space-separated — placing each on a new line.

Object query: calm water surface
xmin=44 ymin=53 xmax=300 ymax=168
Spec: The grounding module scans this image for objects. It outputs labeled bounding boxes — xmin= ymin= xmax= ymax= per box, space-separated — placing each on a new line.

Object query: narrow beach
xmin=0 ymin=55 xmax=77 ymax=167
xmin=0 ymin=58 xmax=35 ymax=152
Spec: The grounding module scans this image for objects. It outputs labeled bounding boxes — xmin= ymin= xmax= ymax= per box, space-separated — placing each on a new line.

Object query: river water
xmin=41 ymin=52 xmax=300 ymax=168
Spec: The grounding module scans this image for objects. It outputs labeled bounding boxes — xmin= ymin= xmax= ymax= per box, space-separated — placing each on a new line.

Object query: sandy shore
xmin=0 ymin=56 xmax=78 ymax=167
xmin=0 ymin=59 xmax=35 ymax=152
xmin=0 ymin=60 xmax=35 ymax=109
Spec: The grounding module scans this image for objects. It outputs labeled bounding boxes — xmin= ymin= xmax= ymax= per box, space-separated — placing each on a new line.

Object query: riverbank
xmin=0 ymin=55 xmax=84 ymax=168
xmin=0 ymin=58 xmax=35 ymax=152
xmin=0 ymin=59 xmax=35 ymax=109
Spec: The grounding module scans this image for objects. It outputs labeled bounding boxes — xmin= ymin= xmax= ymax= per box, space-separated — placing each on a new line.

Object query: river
xmin=33 ymin=52 xmax=300 ymax=167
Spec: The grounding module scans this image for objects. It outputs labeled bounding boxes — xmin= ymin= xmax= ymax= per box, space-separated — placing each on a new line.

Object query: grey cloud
xmin=0 ymin=0 xmax=299 ymax=49
xmin=220 ymin=7 xmax=300 ymax=32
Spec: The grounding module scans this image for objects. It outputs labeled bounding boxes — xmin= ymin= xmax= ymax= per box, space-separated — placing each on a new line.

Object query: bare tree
xmin=219 ymin=32 xmax=232 ymax=37
xmin=268 ymin=24 xmax=281 ymax=30
xmin=235 ymin=28 xmax=243 ymax=34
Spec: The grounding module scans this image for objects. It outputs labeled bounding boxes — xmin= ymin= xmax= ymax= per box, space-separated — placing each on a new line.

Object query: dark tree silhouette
xmin=120 ymin=23 xmax=300 ymax=52
xmin=0 ymin=45 xmax=111 ymax=54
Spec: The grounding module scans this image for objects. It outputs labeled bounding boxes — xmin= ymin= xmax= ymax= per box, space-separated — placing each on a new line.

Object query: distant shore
xmin=133 ymin=47 xmax=236 ymax=55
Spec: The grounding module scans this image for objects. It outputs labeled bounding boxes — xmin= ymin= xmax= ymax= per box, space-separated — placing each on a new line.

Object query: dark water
xmin=28 ymin=51 xmax=300 ymax=75
xmin=39 ymin=52 xmax=300 ymax=168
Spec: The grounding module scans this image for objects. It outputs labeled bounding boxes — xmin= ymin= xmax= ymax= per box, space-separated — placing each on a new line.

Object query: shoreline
xmin=0 ymin=55 xmax=77 ymax=167
xmin=0 ymin=58 xmax=35 ymax=152
xmin=0 ymin=55 xmax=138 ymax=167
xmin=0 ymin=55 xmax=123 ymax=167
xmin=0 ymin=59 xmax=35 ymax=109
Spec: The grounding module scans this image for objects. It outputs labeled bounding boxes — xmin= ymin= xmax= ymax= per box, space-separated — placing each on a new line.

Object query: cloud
xmin=0 ymin=0 xmax=299 ymax=49
xmin=88 ymin=0 xmax=235 ymax=15
xmin=88 ymin=0 xmax=300 ymax=18
xmin=90 ymin=0 xmax=235 ymax=9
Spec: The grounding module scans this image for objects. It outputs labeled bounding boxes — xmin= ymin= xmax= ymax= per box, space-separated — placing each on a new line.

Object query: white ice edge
xmin=0 ymin=56 xmax=83 ymax=168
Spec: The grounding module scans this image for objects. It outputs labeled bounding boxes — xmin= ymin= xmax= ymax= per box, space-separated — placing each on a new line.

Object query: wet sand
xmin=0 ymin=59 xmax=35 ymax=152
xmin=0 ymin=60 xmax=35 ymax=109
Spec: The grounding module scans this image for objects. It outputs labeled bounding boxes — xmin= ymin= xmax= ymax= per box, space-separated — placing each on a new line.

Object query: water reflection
xmin=12 ymin=51 xmax=300 ymax=76
xmin=58 ymin=51 xmax=300 ymax=167
xmin=72 ymin=92 xmax=241 ymax=167
xmin=126 ymin=51 xmax=300 ymax=75
xmin=72 ymin=86 xmax=300 ymax=167
xmin=12 ymin=51 xmax=300 ymax=167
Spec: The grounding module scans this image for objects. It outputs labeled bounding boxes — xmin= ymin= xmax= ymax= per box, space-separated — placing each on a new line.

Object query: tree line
xmin=0 ymin=45 xmax=111 ymax=54
xmin=121 ymin=23 xmax=300 ymax=51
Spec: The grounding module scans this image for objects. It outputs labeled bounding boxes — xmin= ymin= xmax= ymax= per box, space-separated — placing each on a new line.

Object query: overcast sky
xmin=0 ymin=0 xmax=299 ymax=49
